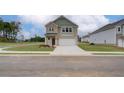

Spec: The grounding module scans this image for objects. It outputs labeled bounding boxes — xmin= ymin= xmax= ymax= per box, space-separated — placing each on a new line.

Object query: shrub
xmin=82 ymin=41 xmax=89 ymax=43
xmin=90 ymin=43 xmax=95 ymax=45
xmin=39 ymin=44 xmax=50 ymax=48
xmin=0 ymin=37 xmax=8 ymax=42
xmin=0 ymin=37 xmax=16 ymax=42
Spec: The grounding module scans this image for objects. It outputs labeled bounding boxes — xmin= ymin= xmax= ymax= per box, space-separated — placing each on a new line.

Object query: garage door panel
xmin=118 ymin=39 xmax=124 ymax=47
xmin=118 ymin=39 xmax=122 ymax=47
xmin=59 ymin=39 xmax=76 ymax=46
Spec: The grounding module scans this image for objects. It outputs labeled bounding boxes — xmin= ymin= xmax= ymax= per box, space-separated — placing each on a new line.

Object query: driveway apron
xmin=51 ymin=45 xmax=92 ymax=56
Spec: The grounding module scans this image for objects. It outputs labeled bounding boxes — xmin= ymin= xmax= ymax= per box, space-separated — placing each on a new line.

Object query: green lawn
xmin=0 ymin=42 xmax=44 ymax=47
xmin=4 ymin=45 xmax=54 ymax=51
xmin=78 ymin=43 xmax=124 ymax=51
xmin=93 ymin=53 xmax=124 ymax=55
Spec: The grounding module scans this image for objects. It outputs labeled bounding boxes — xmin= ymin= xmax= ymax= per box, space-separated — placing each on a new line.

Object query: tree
xmin=0 ymin=18 xmax=4 ymax=37
xmin=11 ymin=21 xmax=21 ymax=39
xmin=3 ymin=22 xmax=11 ymax=39
xmin=0 ymin=17 xmax=21 ymax=42
xmin=28 ymin=35 xmax=45 ymax=42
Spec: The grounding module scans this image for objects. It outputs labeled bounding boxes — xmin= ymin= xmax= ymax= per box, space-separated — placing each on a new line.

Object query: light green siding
xmin=54 ymin=16 xmax=78 ymax=27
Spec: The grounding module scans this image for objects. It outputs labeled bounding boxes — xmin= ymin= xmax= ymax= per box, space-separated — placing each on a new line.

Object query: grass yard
xmin=0 ymin=53 xmax=50 ymax=56
xmin=93 ymin=53 xmax=124 ymax=55
xmin=0 ymin=42 xmax=44 ymax=47
xmin=78 ymin=43 xmax=124 ymax=52
xmin=4 ymin=45 xmax=54 ymax=51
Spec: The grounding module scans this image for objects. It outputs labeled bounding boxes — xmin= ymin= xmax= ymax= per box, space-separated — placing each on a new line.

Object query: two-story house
xmin=116 ymin=20 xmax=124 ymax=47
xmin=45 ymin=16 xmax=78 ymax=46
xmin=82 ymin=19 xmax=124 ymax=48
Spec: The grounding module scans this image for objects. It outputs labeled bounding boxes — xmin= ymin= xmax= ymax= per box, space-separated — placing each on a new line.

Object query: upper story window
xmin=117 ymin=26 xmax=121 ymax=32
xmin=62 ymin=28 xmax=65 ymax=32
xmin=49 ymin=27 xmax=54 ymax=31
xmin=69 ymin=28 xmax=72 ymax=32
xmin=66 ymin=28 xmax=68 ymax=32
xmin=62 ymin=27 xmax=73 ymax=32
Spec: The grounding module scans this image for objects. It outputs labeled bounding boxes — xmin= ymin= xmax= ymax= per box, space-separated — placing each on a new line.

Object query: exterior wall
xmin=123 ymin=25 xmax=124 ymax=35
xmin=47 ymin=37 xmax=52 ymax=46
xmin=81 ymin=37 xmax=89 ymax=42
xmin=46 ymin=23 xmax=58 ymax=33
xmin=89 ymin=28 xmax=116 ymax=44
xmin=59 ymin=26 xmax=77 ymax=39
xmin=117 ymin=25 xmax=124 ymax=47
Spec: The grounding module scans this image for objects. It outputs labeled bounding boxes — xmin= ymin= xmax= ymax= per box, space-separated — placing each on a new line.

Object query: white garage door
xmin=118 ymin=39 xmax=122 ymax=47
xmin=118 ymin=39 xmax=124 ymax=47
xmin=59 ymin=39 xmax=76 ymax=46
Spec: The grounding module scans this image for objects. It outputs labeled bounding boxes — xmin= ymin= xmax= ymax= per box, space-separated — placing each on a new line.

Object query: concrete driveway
xmin=51 ymin=45 xmax=91 ymax=56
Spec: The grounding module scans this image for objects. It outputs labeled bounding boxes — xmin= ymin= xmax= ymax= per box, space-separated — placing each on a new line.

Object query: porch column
xmin=45 ymin=37 xmax=47 ymax=45
xmin=55 ymin=37 xmax=59 ymax=46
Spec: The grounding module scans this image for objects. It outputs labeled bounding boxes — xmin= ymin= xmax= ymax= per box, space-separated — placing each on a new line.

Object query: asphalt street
xmin=0 ymin=56 xmax=124 ymax=77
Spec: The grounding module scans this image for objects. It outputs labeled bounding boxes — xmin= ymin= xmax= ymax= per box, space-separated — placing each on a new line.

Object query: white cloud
xmin=65 ymin=15 xmax=110 ymax=36
xmin=17 ymin=30 xmax=31 ymax=40
xmin=18 ymin=15 xmax=110 ymax=38
xmin=18 ymin=15 xmax=59 ymax=25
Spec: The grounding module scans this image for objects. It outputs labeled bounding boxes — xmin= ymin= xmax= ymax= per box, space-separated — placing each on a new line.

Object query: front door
xmin=52 ymin=38 xmax=55 ymax=45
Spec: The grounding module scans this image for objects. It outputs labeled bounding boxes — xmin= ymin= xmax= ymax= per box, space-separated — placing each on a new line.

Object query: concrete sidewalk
xmin=0 ymin=50 xmax=51 ymax=54
xmin=0 ymin=47 xmax=51 ymax=54
xmin=88 ymin=51 xmax=124 ymax=53
xmin=51 ymin=46 xmax=92 ymax=56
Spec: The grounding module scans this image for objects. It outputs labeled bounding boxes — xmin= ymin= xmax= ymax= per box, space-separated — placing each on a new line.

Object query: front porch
xmin=45 ymin=33 xmax=59 ymax=47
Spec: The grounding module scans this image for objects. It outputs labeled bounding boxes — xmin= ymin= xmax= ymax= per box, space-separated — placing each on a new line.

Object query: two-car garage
xmin=59 ymin=38 xmax=77 ymax=46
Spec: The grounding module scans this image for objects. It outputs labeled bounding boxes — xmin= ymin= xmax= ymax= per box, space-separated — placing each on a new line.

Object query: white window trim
xmin=49 ymin=27 xmax=54 ymax=31
xmin=117 ymin=26 xmax=121 ymax=32
xmin=61 ymin=26 xmax=73 ymax=33
xmin=69 ymin=27 xmax=73 ymax=32
xmin=62 ymin=28 xmax=66 ymax=32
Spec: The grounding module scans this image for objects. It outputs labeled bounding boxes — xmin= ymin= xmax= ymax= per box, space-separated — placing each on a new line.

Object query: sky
xmin=0 ymin=15 xmax=124 ymax=39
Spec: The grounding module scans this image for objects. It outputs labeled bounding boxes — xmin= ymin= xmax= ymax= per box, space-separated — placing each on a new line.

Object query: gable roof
xmin=53 ymin=15 xmax=78 ymax=27
xmin=82 ymin=34 xmax=90 ymax=38
xmin=45 ymin=21 xmax=58 ymax=27
xmin=90 ymin=23 xmax=115 ymax=35
xmin=45 ymin=15 xmax=78 ymax=27
xmin=90 ymin=18 xmax=124 ymax=35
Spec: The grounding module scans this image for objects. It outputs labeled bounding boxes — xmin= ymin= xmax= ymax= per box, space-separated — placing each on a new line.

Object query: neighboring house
xmin=89 ymin=23 xmax=117 ymax=45
xmin=82 ymin=19 xmax=124 ymax=48
xmin=45 ymin=16 xmax=78 ymax=46
xmin=81 ymin=34 xmax=90 ymax=42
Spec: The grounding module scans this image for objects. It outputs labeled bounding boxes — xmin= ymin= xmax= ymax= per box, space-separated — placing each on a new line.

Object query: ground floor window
xmin=48 ymin=37 xmax=50 ymax=40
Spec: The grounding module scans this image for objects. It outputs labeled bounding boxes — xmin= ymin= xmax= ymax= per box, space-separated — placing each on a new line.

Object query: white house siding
xmin=81 ymin=37 xmax=89 ymax=42
xmin=89 ymin=28 xmax=117 ymax=44
xmin=123 ymin=25 xmax=124 ymax=35
xmin=117 ymin=25 xmax=124 ymax=47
